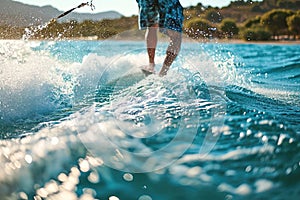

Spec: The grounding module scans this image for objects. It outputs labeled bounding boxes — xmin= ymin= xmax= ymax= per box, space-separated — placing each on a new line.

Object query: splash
xmin=0 ymin=41 xmax=75 ymax=123
xmin=22 ymin=1 xmax=95 ymax=41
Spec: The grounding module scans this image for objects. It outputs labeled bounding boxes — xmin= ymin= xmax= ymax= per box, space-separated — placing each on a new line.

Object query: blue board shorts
xmin=136 ymin=0 xmax=184 ymax=33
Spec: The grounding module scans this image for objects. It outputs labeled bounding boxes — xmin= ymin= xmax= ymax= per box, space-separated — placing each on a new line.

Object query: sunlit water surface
xmin=0 ymin=39 xmax=300 ymax=200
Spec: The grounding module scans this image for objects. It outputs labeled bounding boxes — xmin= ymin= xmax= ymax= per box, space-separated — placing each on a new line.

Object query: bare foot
xmin=140 ymin=63 xmax=155 ymax=76
xmin=158 ymin=64 xmax=170 ymax=77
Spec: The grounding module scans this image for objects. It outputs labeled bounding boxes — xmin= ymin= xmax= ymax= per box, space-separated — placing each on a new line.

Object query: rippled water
xmin=0 ymin=39 xmax=299 ymax=200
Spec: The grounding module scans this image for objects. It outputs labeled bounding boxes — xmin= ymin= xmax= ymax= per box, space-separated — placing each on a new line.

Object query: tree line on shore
xmin=184 ymin=0 xmax=300 ymax=41
xmin=1 ymin=0 xmax=299 ymax=41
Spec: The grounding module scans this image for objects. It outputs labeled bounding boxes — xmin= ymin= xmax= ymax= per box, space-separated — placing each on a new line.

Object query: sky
xmin=14 ymin=0 xmax=236 ymax=16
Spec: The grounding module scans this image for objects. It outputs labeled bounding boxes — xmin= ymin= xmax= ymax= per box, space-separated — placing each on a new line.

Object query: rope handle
xmin=79 ymin=1 xmax=95 ymax=10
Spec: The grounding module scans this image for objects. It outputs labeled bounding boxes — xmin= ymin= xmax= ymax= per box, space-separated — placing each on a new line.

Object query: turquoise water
xmin=0 ymin=39 xmax=299 ymax=200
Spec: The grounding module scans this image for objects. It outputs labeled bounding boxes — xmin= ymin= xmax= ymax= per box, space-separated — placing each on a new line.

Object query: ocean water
xmin=0 ymin=38 xmax=299 ymax=200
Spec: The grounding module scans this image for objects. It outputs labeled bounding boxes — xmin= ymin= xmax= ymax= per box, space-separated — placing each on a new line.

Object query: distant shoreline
xmin=1 ymin=38 xmax=299 ymax=45
xmin=208 ymin=38 xmax=300 ymax=45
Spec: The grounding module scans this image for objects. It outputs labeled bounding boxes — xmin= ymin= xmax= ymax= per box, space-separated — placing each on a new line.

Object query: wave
xmin=0 ymin=40 xmax=240 ymax=129
xmin=0 ymin=41 xmax=73 ymax=124
xmin=1 ymin=40 xmax=300 ymax=199
xmin=259 ymin=62 xmax=300 ymax=81
xmin=0 ymin=41 xmax=139 ymax=123
xmin=1 ymin=73 xmax=299 ymax=199
xmin=225 ymin=85 xmax=300 ymax=126
xmin=2 ymin=40 xmax=299 ymax=132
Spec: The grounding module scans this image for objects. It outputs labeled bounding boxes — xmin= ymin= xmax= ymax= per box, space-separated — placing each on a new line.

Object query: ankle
xmin=159 ymin=64 xmax=169 ymax=77
xmin=149 ymin=63 xmax=155 ymax=68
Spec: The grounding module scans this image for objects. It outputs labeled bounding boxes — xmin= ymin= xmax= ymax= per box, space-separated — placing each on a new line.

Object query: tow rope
xmin=51 ymin=0 xmax=95 ymax=22
xmin=23 ymin=1 xmax=96 ymax=40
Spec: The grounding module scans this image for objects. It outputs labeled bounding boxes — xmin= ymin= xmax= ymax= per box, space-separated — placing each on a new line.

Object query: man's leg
xmin=145 ymin=25 xmax=158 ymax=70
xmin=159 ymin=30 xmax=182 ymax=76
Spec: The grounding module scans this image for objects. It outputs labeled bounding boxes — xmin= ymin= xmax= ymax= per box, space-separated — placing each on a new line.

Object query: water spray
xmin=23 ymin=1 xmax=96 ymax=40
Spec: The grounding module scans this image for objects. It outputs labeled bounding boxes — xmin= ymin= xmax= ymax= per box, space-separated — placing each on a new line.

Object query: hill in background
xmin=1 ymin=0 xmax=299 ymax=41
xmin=186 ymin=0 xmax=300 ymax=23
xmin=0 ymin=0 xmax=122 ymax=27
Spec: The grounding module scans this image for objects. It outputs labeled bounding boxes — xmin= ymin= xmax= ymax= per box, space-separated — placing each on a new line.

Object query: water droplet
xmin=51 ymin=137 xmax=59 ymax=145
xmin=25 ymin=154 xmax=32 ymax=164
xmin=279 ymin=124 xmax=284 ymax=129
xmin=246 ymin=130 xmax=252 ymax=136
xmin=123 ymin=173 xmax=134 ymax=182
xmin=19 ymin=192 xmax=28 ymax=200
xmin=36 ymin=188 xmax=48 ymax=198
xmin=235 ymin=183 xmax=251 ymax=195
xmin=277 ymin=134 xmax=286 ymax=146
xmin=239 ymin=132 xmax=245 ymax=138
xmin=138 ymin=195 xmax=152 ymax=200
xmin=255 ymin=179 xmax=273 ymax=193
xmin=286 ymin=167 xmax=292 ymax=175
xmin=88 ymin=170 xmax=100 ymax=184
xmin=109 ymin=196 xmax=120 ymax=200
xmin=44 ymin=180 xmax=59 ymax=194
xmin=79 ymin=159 xmax=90 ymax=172
xmin=245 ymin=166 xmax=252 ymax=173
xmin=262 ymin=135 xmax=268 ymax=143
xmin=58 ymin=173 xmax=68 ymax=182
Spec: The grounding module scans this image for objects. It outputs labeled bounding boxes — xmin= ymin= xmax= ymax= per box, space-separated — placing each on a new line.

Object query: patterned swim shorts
xmin=136 ymin=0 xmax=184 ymax=33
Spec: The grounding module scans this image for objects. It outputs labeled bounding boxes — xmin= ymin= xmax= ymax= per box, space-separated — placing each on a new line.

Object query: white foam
xmin=0 ymin=40 xmax=243 ymax=123
xmin=0 ymin=41 xmax=73 ymax=122
xmin=252 ymin=86 xmax=300 ymax=106
xmin=70 ymin=53 xmax=146 ymax=100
